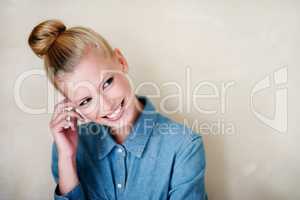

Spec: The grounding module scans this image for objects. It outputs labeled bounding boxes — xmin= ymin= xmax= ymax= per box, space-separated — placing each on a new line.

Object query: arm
xmin=51 ymin=142 xmax=86 ymax=200
xmin=168 ymin=135 xmax=208 ymax=200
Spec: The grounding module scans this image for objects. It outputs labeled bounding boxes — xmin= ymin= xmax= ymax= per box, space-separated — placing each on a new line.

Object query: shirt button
xmin=117 ymin=148 xmax=123 ymax=153
xmin=117 ymin=183 xmax=122 ymax=188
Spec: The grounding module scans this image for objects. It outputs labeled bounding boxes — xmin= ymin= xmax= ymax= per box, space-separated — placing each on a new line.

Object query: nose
xmin=98 ymin=95 xmax=116 ymax=116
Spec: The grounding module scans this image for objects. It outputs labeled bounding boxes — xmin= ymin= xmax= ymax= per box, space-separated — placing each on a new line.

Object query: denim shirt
xmin=51 ymin=95 xmax=208 ymax=200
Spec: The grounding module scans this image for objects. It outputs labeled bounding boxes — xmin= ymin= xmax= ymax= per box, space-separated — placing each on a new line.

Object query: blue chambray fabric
xmin=51 ymin=95 xmax=208 ymax=200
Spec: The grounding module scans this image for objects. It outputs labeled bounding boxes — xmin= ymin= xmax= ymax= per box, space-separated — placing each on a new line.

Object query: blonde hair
xmin=28 ymin=19 xmax=114 ymax=89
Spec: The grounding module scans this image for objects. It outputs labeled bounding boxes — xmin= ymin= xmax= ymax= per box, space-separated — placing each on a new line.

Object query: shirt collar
xmin=96 ymin=95 xmax=158 ymax=160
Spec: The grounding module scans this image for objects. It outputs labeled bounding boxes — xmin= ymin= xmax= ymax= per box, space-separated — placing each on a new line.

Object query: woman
xmin=28 ymin=19 xmax=208 ymax=200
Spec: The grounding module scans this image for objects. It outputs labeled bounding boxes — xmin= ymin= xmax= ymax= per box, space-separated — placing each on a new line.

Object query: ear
xmin=113 ymin=48 xmax=128 ymax=73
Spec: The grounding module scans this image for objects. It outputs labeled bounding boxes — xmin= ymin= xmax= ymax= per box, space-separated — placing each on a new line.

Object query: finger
xmin=50 ymin=118 xmax=73 ymax=135
xmin=63 ymin=120 xmax=75 ymax=131
xmin=54 ymin=102 xmax=74 ymax=115
xmin=69 ymin=119 xmax=76 ymax=131
xmin=52 ymin=102 xmax=76 ymax=121
xmin=61 ymin=119 xmax=76 ymax=132
xmin=51 ymin=111 xmax=83 ymax=126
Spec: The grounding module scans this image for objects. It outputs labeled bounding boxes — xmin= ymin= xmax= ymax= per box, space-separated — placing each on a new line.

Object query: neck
xmin=110 ymin=96 xmax=144 ymax=144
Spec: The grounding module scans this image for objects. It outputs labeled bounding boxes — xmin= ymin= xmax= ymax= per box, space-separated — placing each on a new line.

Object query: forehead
xmin=56 ymin=47 xmax=117 ymax=100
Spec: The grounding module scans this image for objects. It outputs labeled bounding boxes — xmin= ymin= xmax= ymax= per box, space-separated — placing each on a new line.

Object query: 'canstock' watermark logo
xmin=250 ymin=67 xmax=288 ymax=133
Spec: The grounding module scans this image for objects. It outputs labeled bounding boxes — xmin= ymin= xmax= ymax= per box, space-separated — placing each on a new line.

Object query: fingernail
xmin=65 ymin=107 xmax=73 ymax=112
xmin=66 ymin=115 xmax=71 ymax=122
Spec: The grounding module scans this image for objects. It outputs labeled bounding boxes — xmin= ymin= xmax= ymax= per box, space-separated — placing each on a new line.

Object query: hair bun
xmin=28 ymin=19 xmax=66 ymax=57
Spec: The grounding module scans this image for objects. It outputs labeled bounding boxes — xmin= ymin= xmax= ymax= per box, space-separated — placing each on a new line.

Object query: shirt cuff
xmin=54 ymin=183 xmax=85 ymax=200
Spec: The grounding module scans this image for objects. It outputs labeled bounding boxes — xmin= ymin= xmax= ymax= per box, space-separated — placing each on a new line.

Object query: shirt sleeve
xmin=168 ymin=135 xmax=208 ymax=200
xmin=51 ymin=142 xmax=87 ymax=200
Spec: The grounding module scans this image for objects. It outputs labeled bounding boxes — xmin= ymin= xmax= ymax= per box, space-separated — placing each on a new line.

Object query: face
xmin=56 ymin=45 xmax=138 ymax=129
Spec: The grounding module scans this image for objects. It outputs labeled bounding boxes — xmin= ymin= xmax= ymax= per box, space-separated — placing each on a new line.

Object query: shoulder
xmin=153 ymin=112 xmax=204 ymax=155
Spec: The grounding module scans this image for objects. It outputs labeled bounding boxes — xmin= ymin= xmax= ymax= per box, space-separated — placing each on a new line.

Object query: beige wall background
xmin=1 ymin=0 xmax=299 ymax=199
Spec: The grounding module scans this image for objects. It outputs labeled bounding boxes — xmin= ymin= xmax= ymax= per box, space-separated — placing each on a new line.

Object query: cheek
xmin=109 ymin=75 xmax=131 ymax=96
xmin=79 ymin=105 xmax=99 ymax=120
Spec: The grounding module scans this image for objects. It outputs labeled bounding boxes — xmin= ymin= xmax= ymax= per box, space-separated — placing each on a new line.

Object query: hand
xmin=49 ymin=98 xmax=83 ymax=158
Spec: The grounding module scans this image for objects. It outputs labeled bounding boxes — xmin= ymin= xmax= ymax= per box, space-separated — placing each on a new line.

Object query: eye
xmin=103 ymin=76 xmax=114 ymax=90
xmin=79 ymin=97 xmax=92 ymax=107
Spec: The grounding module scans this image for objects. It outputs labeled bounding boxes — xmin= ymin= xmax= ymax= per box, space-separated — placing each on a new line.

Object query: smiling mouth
xmin=102 ymin=98 xmax=125 ymax=121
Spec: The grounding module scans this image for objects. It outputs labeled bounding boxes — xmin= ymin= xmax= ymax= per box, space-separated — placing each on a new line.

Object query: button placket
xmin=115 ymin=145 xmax=126 ymax=194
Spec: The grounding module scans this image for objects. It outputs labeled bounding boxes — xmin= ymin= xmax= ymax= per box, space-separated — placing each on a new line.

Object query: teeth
xmin=106 ymin=104 xmax=122 ymax=119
